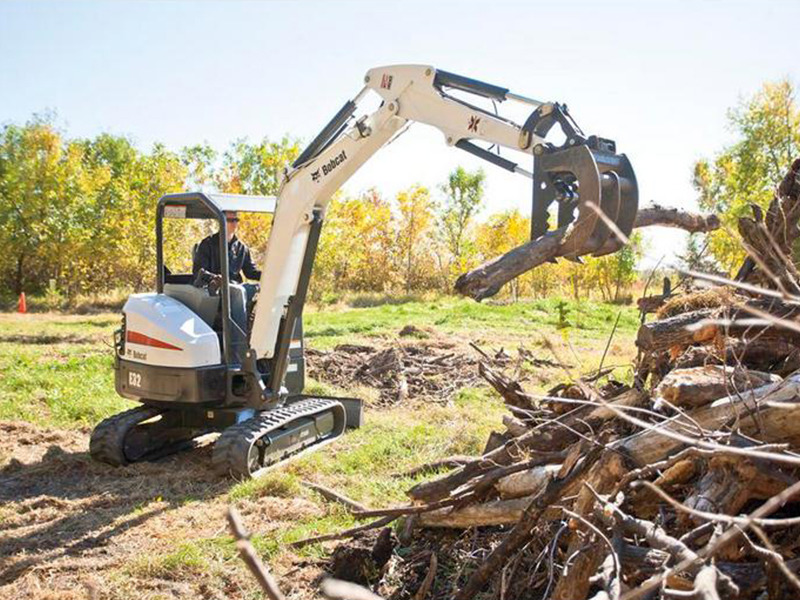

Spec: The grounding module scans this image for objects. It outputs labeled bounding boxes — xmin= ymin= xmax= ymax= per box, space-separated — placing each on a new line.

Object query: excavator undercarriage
xmin=90 ymin=397 xmax=351 ymax=478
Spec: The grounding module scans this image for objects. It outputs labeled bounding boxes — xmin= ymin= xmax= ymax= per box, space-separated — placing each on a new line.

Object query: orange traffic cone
xmin=17 ymin=292 xmax=27 ymax=314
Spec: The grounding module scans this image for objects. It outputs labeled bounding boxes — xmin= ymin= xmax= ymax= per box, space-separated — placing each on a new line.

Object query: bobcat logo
xmin=310 ymin=150 xmax=347 ymax=183
xmin=468 ymin=115 xmax=481 ymax=133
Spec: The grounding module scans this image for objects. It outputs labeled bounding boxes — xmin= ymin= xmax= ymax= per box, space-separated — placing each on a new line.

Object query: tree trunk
xmin=14 ymin=253 xmax=24 ymax=296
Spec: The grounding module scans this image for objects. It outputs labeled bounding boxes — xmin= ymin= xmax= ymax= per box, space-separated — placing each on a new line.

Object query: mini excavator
xmin=90 ymin=64 xmax=638 ymax=478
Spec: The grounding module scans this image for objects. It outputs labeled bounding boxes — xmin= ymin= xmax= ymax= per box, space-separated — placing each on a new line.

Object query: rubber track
xmin=211 ymin=397 xmax=344 ymax=479
xmin=89 ymin=406 xmax=162 ymax=466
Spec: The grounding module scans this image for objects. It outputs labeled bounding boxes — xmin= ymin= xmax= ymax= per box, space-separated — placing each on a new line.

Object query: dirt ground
xmin=0 ymin=421 xmax=330 ymax=600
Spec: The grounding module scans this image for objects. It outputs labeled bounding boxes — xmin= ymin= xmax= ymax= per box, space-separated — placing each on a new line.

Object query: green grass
xmin=278 ymin=387 xmax=505 ymax=506
xmin=129 ymin=541 xmax=211 ymax=579
xmin=305 ymin=295 xmax=638 ymax=349
xmin=228 ymin=471 xmax=302 ymax=501
xmin=0 ymin=297 xmax=637 ymax=428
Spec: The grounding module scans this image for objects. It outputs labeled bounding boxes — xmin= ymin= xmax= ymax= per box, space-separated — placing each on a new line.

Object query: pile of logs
xmin=306 ymin=339 xmax=480 ymax=404
xmin=371 ymin=159 xmax=800 ymax=600
xmin=398 ymin=325 xmax=800 ymax=599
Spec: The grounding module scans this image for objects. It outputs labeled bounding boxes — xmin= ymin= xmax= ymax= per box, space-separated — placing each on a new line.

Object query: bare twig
xmin=302 ymin=480 xmax=368 ymax=513
xmin=290 ymin=515 xmax=396 ymax=549
xmin=227 ymin=506 xmax=286 ymax=600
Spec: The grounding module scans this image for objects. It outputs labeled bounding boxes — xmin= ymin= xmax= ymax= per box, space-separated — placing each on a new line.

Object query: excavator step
xmin=211 ymin=397 xmax=347 ymax=479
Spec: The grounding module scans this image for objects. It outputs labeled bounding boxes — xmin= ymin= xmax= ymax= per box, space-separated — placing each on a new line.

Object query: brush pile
xmin=306 ymin=337 xmax=480 ymax=404
xmin=302 ymin=160 xmax=800 ymax=600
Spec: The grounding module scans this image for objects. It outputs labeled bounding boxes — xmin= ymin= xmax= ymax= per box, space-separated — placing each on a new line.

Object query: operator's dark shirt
xmin=193 ymin=233 xmax=262 ymax=283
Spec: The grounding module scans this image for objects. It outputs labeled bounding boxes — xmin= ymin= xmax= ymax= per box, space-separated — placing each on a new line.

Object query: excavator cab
xmin=91 ymin=192 xmax=361 ymax=479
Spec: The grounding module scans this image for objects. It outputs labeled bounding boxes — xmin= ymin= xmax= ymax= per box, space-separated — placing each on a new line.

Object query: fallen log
xmin=417 ymin=496 xmax=531 ymax=528
xmin=455 ymin=205 xmax=720 ymax=301
xmin=654 ymin=365 xmax=780 ymax=409
xmin=635 ymin=299 xmax=800 ymax=355
xmin=682 ymin=455 xmax=792 ymax=519
xmin=634 ymin=204 xmax=721 ymax=232
xmin=495 ymin=464 xmax=560 ymax=499
xmin=407 ymin=389 xmax=645 ymax=503
xmin=618 ymin=374 xmax=800 ymax=467
xmin=674 ymin=338 xmax=800 ymax=373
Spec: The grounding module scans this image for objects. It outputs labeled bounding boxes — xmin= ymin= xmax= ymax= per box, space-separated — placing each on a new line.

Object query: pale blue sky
xmin=2 ymin=0 xmax=798 ymax=265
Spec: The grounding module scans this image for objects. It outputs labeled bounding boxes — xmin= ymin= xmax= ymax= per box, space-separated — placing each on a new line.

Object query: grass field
xmin=0 ymin=296 xmax=638 ymax=599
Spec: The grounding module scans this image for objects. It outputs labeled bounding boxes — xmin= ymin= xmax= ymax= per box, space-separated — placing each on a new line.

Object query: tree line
xmin=1 ymin=78 xmax=795 ymax=306
xmin=0 ymin=113 xmax=644 ymax=305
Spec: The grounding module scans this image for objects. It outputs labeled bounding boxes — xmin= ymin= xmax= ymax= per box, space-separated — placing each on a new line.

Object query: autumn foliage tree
xmin=694 ymin=79 xmax=800 ymax=272
xmin=395 ymin=184 xmax=438 ymax=293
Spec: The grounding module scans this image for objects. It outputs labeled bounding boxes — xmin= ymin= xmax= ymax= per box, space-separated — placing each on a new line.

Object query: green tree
xmin=217 ymin=136 xmax=300 ymax=195
xmin=439 ymin=167 xmax=485 ymax=274
xmin=584 ymin=232 xmax=644 ymax=302
xmin=693 ymin=79 xmax=800 ymax=272
xmin=0 ymin=115 xmax=107 ymax=295
xmin=181 ymin=143 xmax=217 ymax=190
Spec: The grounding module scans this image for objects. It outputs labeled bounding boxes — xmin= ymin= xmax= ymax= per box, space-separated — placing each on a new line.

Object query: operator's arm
xmin=193 ymin=236 xmax=216 ymax=276
xmin=242 ymin=246 xmax=262 ymax=281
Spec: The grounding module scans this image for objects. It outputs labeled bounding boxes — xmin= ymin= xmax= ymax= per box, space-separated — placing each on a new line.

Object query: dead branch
xmin=227 ymin=506 xmax=286 ymax=600
xmin=412 ymin=552 xmax=438 ymax=600
xmin=455 ymin=205 xmax=720 ymax=301
xmin=302 ymin=480 xmax=369 ymax=513
xmin=453 ymin=449 xmax=601 ymax=600
xmin=290 ymin=515 xmax=396 ymax=549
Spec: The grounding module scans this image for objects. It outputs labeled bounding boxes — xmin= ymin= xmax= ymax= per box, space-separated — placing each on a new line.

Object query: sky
xmin=2 ymin=0 xmax=799 ymax=268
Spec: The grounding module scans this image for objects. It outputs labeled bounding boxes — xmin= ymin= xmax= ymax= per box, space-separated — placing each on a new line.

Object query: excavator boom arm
xmin=250 ymin=64 xmax=637 ymax=368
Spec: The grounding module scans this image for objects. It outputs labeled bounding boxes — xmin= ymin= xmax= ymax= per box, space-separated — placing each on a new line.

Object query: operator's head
xmin=224 ymin=211 xmax=239 ymax=242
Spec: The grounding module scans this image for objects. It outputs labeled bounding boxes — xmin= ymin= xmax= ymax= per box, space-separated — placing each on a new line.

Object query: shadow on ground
xmin=0 ymin=423 xmax=230 ymax=587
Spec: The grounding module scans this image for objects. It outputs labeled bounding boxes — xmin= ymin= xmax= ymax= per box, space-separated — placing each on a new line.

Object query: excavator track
xmin=90 ymin=406 xmax=208 ymax=466
xmin=212 ymin=397 xmax=346 ymax=479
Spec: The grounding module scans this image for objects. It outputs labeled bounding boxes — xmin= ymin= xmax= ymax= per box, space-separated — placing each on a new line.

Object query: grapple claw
xmin=527 ymin=104 xmax=638 ymax=259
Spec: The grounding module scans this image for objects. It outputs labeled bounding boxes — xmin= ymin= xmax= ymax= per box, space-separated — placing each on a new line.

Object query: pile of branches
xmin=292 ymin=160 xmax=800 ymax=600
xmin=306 ymin=337 xmax=480 ymax=404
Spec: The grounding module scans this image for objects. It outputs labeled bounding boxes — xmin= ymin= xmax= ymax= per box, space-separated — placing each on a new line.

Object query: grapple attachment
xmin=526 ymin=104 xmax=638 ymax=259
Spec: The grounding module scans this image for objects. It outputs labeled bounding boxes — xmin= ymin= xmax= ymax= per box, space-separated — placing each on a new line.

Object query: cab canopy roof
xmin=158 ymin=192 xmax=277 ymax=220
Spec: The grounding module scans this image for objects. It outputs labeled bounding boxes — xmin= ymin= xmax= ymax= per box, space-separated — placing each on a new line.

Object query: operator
xmin=193 ymin=211 xmax=261 ymax=333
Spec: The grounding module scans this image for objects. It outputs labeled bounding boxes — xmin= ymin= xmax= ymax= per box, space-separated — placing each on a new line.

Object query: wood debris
xmin=306 ymin=338 xmax=480 ymax=404
xmin=303 ymin=159 xmax=800 ymax=600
